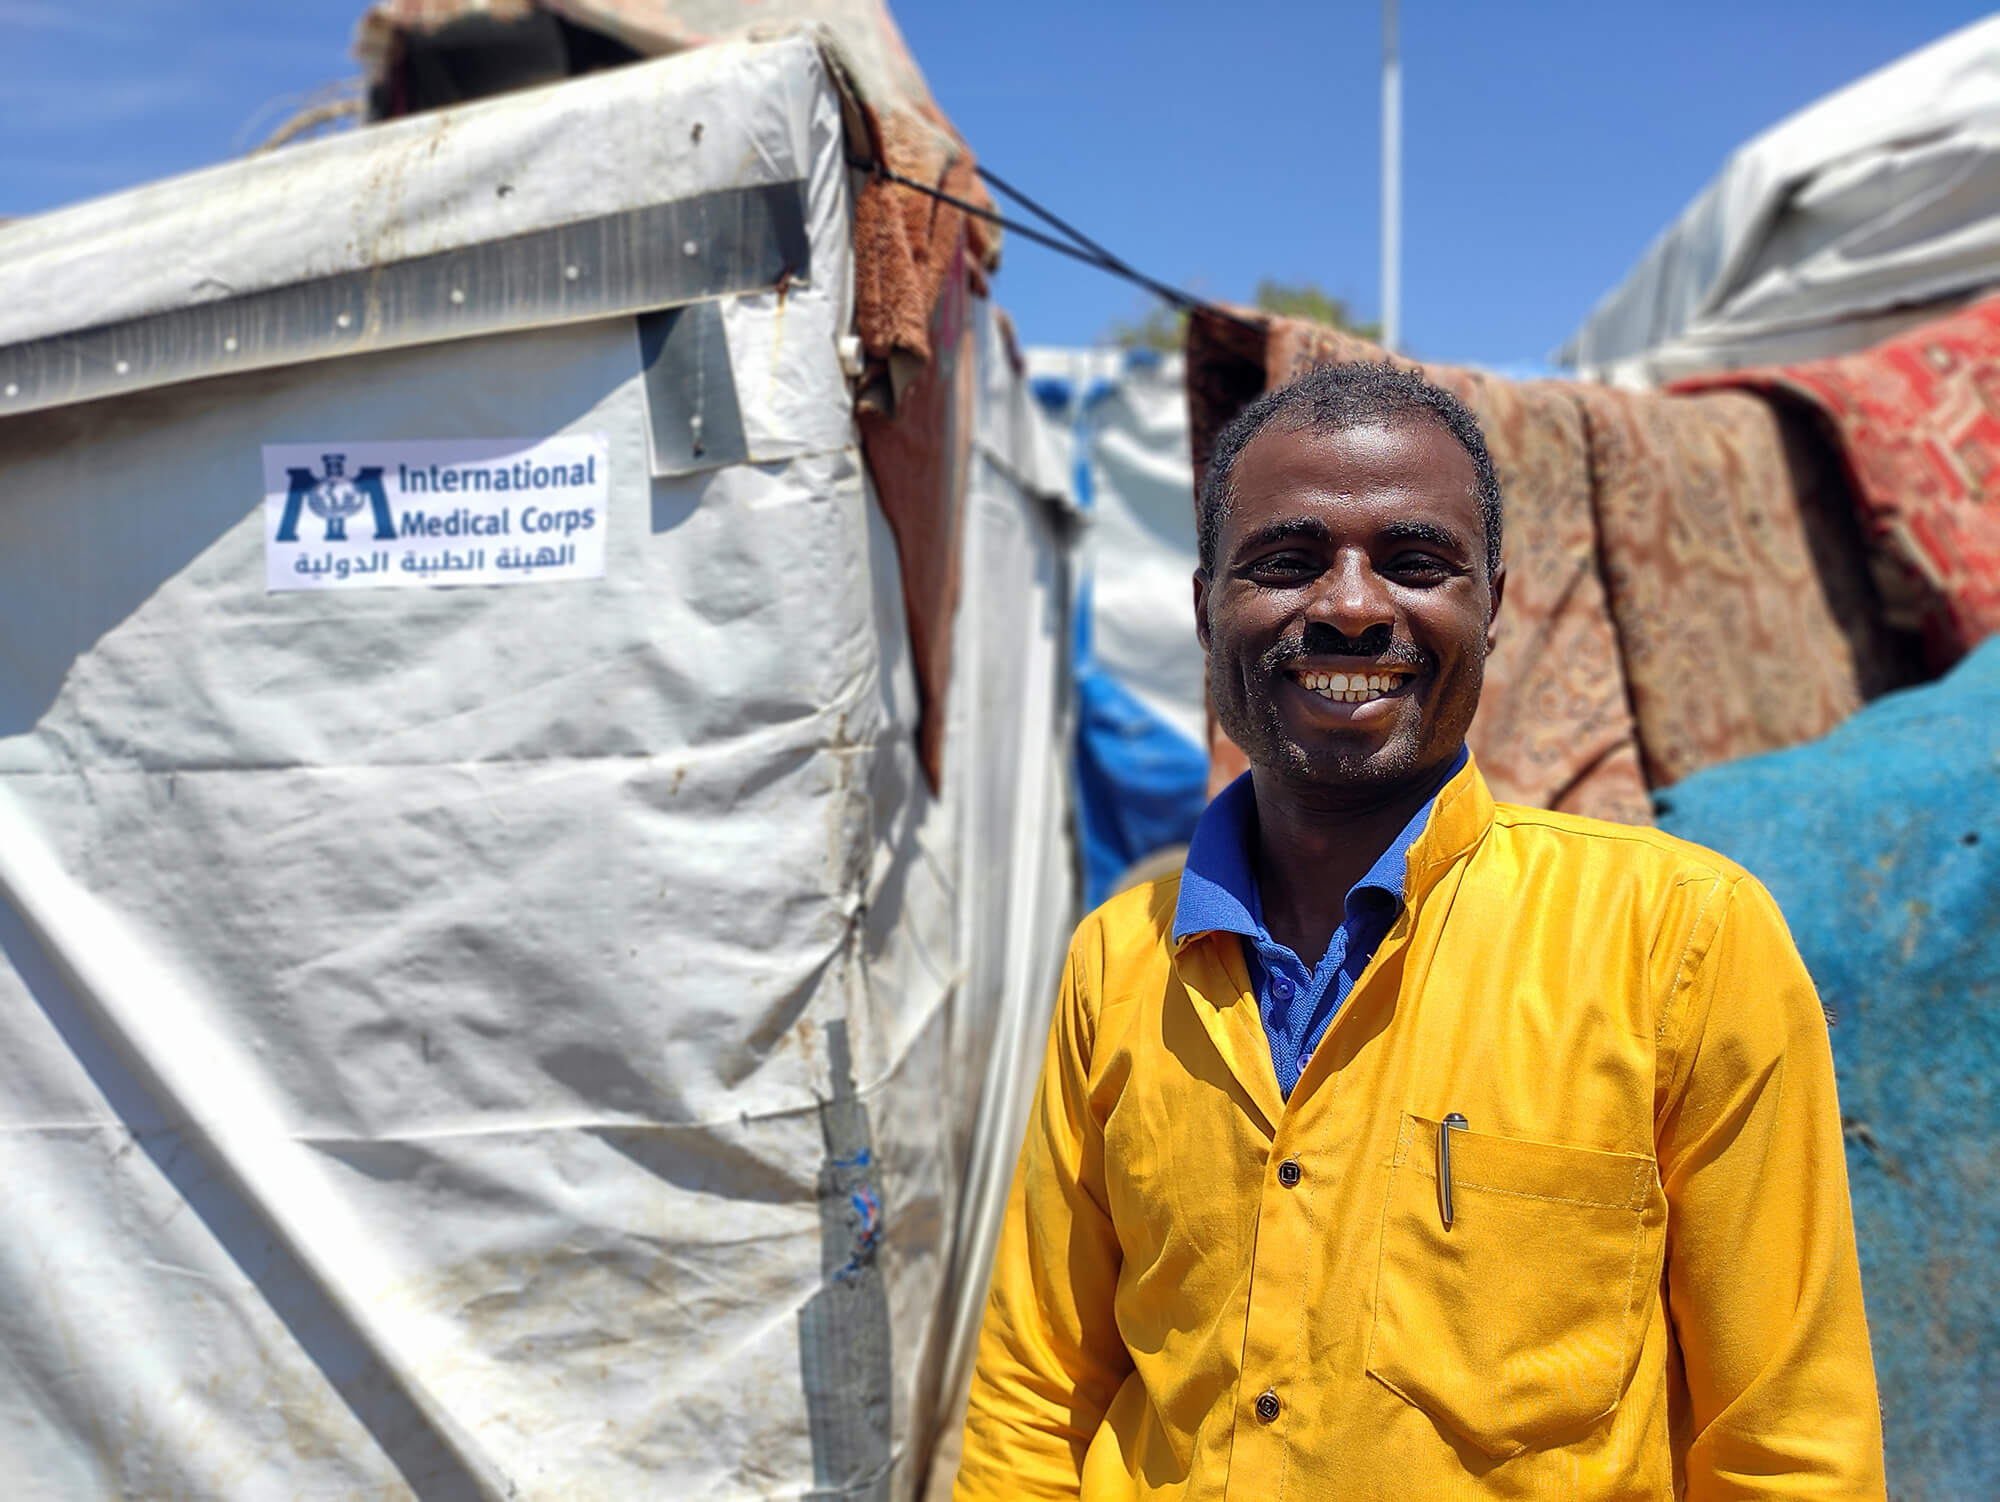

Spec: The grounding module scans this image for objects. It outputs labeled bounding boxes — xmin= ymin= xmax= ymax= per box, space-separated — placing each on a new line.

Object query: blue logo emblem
xmin=276 ymin=453 xmax=395 ymax=543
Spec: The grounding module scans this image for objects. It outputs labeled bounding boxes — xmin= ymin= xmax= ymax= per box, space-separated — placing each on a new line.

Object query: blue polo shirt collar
xmin=1171 ymin=746 xmax=1468 ymax=948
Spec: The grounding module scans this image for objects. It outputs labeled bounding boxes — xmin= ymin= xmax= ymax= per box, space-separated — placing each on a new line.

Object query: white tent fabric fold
xmin=0 ymin=40 xmax=823 ymax=355
xmin=1026 ymin=349 xmax=1205 ymax=755
xmin=1560 ymin=16 xmax=2000 ymax=387
xmin=0 ymin=36 xmax=1073 ymax=1501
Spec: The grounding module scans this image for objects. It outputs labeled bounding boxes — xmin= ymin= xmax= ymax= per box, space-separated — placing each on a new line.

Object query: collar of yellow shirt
xmin=1168 ymin=749 xmax=1493 ymax=1131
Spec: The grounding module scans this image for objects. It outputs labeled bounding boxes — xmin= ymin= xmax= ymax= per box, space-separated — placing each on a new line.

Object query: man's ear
xmin=1193 ymin=568 xmax=1212 ymax=651
xmin=1486 ymin=563 xmax=1506 ymax=653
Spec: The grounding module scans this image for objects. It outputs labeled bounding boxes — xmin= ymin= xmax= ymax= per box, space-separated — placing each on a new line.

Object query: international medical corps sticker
xmin=262 ymin=435 xmax=609 ymax=591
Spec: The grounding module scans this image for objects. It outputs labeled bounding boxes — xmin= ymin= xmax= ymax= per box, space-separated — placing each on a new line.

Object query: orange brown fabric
xmin=1673 ymin=294 xmax=2000 ymax=670
xmin=1188 ymin=308 xmax=1918 ymax=815
xmin=851 ymin=107 xmax=997 ymax=367
xmin=858 ymin=238 xmax=976 ymax=789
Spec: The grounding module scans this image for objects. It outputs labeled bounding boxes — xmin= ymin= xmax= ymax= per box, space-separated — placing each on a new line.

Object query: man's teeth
xmin=1294 ymin=670 xmax=1409 ymax=704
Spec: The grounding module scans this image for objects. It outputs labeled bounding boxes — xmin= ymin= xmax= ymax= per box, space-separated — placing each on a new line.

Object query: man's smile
xmin=1285 ymin=664 xmax=1418 ymax=706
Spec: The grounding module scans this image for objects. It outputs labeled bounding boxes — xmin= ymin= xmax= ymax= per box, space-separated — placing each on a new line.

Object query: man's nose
xmin=1305 ymin=549 xmax=1395 ymax=637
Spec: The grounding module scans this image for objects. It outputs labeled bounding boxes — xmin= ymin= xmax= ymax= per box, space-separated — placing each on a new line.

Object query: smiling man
xmin=955 ymin=363 xmax=1884 ymax=1500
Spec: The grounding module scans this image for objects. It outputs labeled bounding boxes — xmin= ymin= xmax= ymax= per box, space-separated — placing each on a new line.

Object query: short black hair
xmin=1197 ymin=361 xmax=1503 ymax=580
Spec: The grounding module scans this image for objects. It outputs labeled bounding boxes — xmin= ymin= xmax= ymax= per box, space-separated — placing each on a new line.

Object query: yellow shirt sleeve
xmin=1657 ymin=874 xmax=1886 ymax=1499
xmin=955 ymin=932 xmax=1131 ymax=1502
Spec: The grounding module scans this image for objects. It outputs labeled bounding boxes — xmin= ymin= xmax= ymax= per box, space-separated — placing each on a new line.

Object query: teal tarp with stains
xmin=1655 ymin=635 xmax=1999 ymax=1499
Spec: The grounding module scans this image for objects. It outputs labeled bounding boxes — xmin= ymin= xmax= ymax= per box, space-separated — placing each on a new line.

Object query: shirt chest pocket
xmin=1366 ymin=1113 xmax=1668 ymax=1460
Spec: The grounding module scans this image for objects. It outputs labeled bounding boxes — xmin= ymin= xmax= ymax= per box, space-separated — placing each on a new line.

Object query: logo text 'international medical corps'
xmin=261 ymin=434 xmax=609 ymax=593
xmin=275 ymin=454 xmax=396 ymax=544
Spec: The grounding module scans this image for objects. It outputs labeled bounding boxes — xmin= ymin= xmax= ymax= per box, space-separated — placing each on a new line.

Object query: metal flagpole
xmin=1381 ymin=0 xmax=1402 ymax=353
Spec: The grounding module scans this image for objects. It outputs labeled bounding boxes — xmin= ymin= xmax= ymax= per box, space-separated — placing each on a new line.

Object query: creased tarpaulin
xmin=356 ymin=0 xmax=1001 ymax=368
xmin=1673 ymin=293 xmax=2000 ymax=670
xmin=1558 ymin=15 xmax=2000 ymax=387
xmin=1654 ymin=635 xmax=2000 ymax=1501
xmin=357 ymin=0 xmax=1005 ymax=790
xmin=0 ymin=36 xmax=1075 ymax=1501
xmin=1026 ymin=348 xmax=1210 ymax=902
xmin=1186 ymin=308 xmax=1916 ymax=808
xmin=914 ymin=306 xmax=1080 ymax=1499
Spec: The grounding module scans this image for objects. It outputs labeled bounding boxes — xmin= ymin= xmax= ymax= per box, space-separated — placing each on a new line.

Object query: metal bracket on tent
xmin=0 ymin=181 xmax=811 ymax=419
xmin=638 ymin=300 xmax=749 ymax=477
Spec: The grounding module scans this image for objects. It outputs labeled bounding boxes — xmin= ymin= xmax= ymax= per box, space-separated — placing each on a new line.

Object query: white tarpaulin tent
xmin=0 ymin=35 xmax=1073 ymax=1500
xmin=1560 ymin=15 xmax=2000 ymax=387
xmin=1020 ymin=349 xmax=1208 ymax=905
xmin=1026 ymin=350 xmax=1204 ymax=758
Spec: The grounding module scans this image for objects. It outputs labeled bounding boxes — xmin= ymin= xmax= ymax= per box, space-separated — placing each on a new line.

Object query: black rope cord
xmin=852 ymin=154 xmax=1264 ymax=334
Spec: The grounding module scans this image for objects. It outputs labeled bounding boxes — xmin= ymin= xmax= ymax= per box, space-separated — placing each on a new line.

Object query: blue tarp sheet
xmin=1656 ymin=636 xmax=1999 ymax=1498
xmin=1032 ymin=362 xmax=1208 ymax=906
xmin=1072 ymin=662 xmax=1207 ymax=906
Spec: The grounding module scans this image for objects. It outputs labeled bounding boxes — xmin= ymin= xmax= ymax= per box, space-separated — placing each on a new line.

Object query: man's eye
xmin=1387 ymin=554 xmax=1450 ymax=580
xmin=1248 ymin=555 xmax=1315 ymax=581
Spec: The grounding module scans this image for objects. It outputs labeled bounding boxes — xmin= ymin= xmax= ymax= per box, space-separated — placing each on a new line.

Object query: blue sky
xmin=2 ymin=1 xmax=1990 ymax=366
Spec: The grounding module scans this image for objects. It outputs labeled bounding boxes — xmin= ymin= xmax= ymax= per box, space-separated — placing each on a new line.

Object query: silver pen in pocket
xmin=1438 ymin=1113 xmax=1469 ymax=1228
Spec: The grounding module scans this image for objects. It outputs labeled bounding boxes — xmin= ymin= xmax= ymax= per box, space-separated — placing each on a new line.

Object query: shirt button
xmin=1270 ymin=974 xmax=1295 ymax=1001
xmin=1277 ymin=1158 xmax=1302 ymax=1187
xmin=1255 ymin=1389 xmax=1281 ymax=1423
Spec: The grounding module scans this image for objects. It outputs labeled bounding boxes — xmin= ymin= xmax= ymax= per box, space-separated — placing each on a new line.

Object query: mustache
xmin=1261 ymin=623 xmax=1431 ymax=675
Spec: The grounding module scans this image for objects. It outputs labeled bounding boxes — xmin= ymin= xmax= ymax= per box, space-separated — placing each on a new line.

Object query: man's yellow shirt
xmin=957 ymin=756 xmax=1884 ymax=1500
